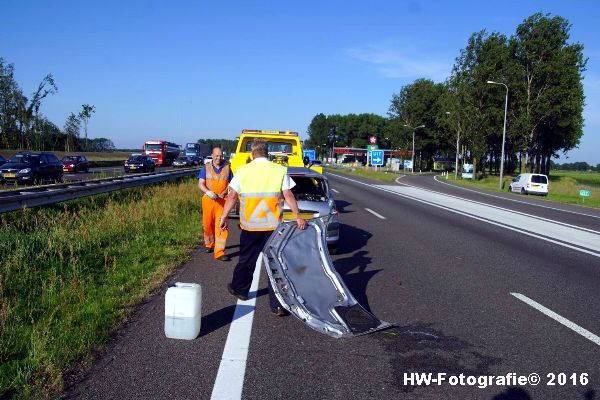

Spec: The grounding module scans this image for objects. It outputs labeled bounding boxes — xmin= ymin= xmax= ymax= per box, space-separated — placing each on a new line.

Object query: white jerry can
xmin=165 ymin=282 xmax=202 ymax=340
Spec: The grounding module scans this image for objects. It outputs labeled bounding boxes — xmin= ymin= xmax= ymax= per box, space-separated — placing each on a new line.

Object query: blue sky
xmin=1 ymin=0 xmax=599 ymax=164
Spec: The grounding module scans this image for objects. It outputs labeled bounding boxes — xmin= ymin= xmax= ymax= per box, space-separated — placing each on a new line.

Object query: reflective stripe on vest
xmin=237 ymin=161 xmax=286 ymax=231
xmin=205 ymin=164 xmax=230 ymax=194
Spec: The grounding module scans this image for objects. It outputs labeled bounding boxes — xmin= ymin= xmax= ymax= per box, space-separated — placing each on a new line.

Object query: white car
xmin=508 ymin=173 xmax=549 ymax=196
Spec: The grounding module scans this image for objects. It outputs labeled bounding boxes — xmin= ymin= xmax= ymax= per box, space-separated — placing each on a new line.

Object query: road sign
xmin=371 ymin=150 xmax=384 ymax=166
xmin=403 ymin=160 xmax=412 ymax=169
xmin=367 ymin=144 xmax=378 ymax=153
xmin=369 ymin=136 xmax=377 ymax=144
xmin=303 ymin=149 xmax=315 ymax=161
xmin=580 ymin=190 xmax=590 ymax=197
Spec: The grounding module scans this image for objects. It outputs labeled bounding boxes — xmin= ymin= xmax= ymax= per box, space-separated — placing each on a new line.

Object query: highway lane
xmin=63 ymin=170 xmax=599 ymax=399
xmin=400 ymin=173 xmax=600 ymax=231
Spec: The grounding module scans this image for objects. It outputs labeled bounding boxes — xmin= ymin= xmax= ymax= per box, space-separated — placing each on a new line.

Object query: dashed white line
xmin=210 ymin=256 xmax=262 ymax=400
xmin=331 ymin=188 xmax=339 ymax=194
xmin=511 ymin=292 xmax=600 ymax=346
xmin=365 ymin=208 xmax=386 ymax=219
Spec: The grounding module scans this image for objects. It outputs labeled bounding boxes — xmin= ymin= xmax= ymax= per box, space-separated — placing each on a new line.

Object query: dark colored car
xmin=0 ymin=154 xmax=6 ymax=166
xmin=62 ymin=155 xmax=89 ymax=173
xmin=188 ymin=155 xmax=202 ymax=166
xmin=0 ymin=152 xmax=63 ymax=184
xmin=173 ymin=156 xmax=193 ymax=168
xmin=124 ymin=155 xmax=156 ymax=173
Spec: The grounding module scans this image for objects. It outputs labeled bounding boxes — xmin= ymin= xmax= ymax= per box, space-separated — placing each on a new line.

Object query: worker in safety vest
xmin=198 ymin=146 xmax=233 ymax=261
xmin=219 ymin=138 xmax=306 ymax=316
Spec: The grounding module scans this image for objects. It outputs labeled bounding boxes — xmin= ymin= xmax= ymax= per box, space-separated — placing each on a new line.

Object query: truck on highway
xmin=230 ymin=129 xmax=323 ymax=174
xmin=143 ymin=140 xmax=180 ymax=166
xmin=184 ymin=143 xmax=201 ymax=158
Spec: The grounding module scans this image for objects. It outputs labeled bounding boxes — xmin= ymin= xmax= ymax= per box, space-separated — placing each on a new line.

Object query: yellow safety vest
xmin=237 ymin=161 xmax=287 ymax=231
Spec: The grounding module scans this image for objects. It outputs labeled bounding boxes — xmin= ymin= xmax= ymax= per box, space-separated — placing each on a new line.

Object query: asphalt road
xmin=62 ymin=171 xmax=600 ymax=400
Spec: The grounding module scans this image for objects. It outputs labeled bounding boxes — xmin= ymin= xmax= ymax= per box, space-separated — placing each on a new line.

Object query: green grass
xmin=326 ymin=164 xmax=401 ymax=183
xmin=0 ymin=178 xmax=202 ymax=399
xmin=444 ymin=173 xmax=599 ymax=208
xmin=550 ymin=170 xmax=600 ymax=186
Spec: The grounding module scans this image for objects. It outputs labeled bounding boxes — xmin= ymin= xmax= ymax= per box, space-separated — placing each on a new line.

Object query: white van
xmin=508 ymin=173 xmax=549 ymax=196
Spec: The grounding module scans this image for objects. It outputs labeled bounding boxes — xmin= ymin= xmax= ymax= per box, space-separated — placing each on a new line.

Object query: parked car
xmin=508 ymin=173 xmax=549 ymax=196
xmin=0 ymin=154 xmax=6 ymax=167
xmin=188 ymin=155 xmax=202 ymax=166
xmin=62 ymin=155 xmax=89 ymax=173
xmin=124 ymin=155 xmax=156 ymax=173
xmin=0 ymin=152 xmax=63 ymax=184
xmin=173 ymin=156 xmax=193 ymax=168
xmin=284 ymin=167 xmax=339 ymax=250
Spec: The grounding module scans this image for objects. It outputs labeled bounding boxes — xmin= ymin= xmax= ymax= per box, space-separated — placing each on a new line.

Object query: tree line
xmin=551 ymin=161 xmax=600 ymax=172
xmin=305 ymin=13 xmax=587 ymax=176
xmin=0 ymin=58 xmax=113 ymax=152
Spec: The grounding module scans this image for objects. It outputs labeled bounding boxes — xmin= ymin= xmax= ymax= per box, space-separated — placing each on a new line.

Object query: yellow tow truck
xmin=230 ymin=129 xmax=323 ymax=174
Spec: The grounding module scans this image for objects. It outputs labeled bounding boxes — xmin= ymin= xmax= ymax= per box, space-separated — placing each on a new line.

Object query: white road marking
xmin=433 ymin=175 xmax=600 ymax=220
xmin=328 ymin=173 xmax=600 ymax=257
xmin=511 ymin=293 xmax=600 ymax=346
xmin=365 ymin=208 xmax=386 ymax=219
xmin=211 ymin=255 xmax=262 ymax=400
xmin=331 ymin=188 xmax=339 ymax=194
xmin=404 ymin=179 xmax=600 ymax=235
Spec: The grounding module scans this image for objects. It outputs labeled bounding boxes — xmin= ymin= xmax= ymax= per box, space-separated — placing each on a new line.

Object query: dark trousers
xmin=230 ymin=229 xmax=280 ymax=308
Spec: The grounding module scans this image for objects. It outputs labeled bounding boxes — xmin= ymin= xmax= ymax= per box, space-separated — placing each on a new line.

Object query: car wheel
xmin=520 ymin=188 xmax=526 ymax=195
xmin=508 ymin=185 xmax=512 ymax=192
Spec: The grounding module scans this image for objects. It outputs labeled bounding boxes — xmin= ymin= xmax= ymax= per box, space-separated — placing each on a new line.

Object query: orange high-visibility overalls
xmin=202 ymin=163 xmax=231 ymax=258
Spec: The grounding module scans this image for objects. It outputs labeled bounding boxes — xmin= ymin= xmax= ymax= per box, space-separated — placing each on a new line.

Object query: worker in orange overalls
xmin=198 ymin=146 xmax=233 ymax=261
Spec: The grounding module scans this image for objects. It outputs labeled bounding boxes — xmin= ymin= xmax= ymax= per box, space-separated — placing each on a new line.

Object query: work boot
xmin=271 ymin=307 xmax=290 ymax=317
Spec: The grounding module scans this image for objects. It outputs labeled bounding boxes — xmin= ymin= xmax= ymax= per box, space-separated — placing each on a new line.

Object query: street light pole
xmin=446 ymin=111 xmax=460 ymax=179
xmin=404 ymin=124 xmax=425 ymax=173
xmin=487 ymin=80 xmax=509 ymax=190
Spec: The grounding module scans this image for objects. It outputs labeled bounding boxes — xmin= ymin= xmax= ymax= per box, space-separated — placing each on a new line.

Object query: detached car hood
xmin=261 ymin=217 xmax=391 ymax=338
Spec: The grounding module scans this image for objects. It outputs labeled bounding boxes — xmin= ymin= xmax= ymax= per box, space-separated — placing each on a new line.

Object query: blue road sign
xmin=403 ymin=160 xmax=412 ymax=169
xmin=303 ymin=149 xmax=316 ymax=161
xmin=371 ymin=150 xmax=384 ymax=166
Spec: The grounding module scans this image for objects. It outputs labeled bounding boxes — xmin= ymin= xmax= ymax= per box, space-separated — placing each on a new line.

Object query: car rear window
xmin=244 ymin=140 xmax=293 ymax=153
xmin=531 ymin=175 xmax=548 ymax=184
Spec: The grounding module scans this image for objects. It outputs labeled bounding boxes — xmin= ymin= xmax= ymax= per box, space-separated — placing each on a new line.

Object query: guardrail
xmin=0 ymin=168 xmax=200 ymax=214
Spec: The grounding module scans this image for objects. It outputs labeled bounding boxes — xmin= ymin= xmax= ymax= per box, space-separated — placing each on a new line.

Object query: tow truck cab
xmin=230 ymin=129 xmax=323 ymax=174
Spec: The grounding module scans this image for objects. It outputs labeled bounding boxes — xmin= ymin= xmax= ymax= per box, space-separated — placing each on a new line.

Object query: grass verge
xmin=326 ymin=165 xmax=401 ymax=183
xmin=0 ymin=178 xmax=201 ymax=398
xmin=441 ymin=173 xmax=599 ymax=208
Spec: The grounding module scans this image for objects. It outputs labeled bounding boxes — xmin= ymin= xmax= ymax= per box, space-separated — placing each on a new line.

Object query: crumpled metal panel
xmin=261 ymin=217 xmax=392 ymax=338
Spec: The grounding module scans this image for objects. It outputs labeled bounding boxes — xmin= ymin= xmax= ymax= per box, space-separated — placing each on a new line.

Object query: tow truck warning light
xmin=242 ymin=129 xmax=298 ymax=136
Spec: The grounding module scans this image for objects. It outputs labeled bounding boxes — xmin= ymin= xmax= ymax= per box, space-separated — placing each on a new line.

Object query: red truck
xmin=143 ymin=140 xmax=180 ymax=166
